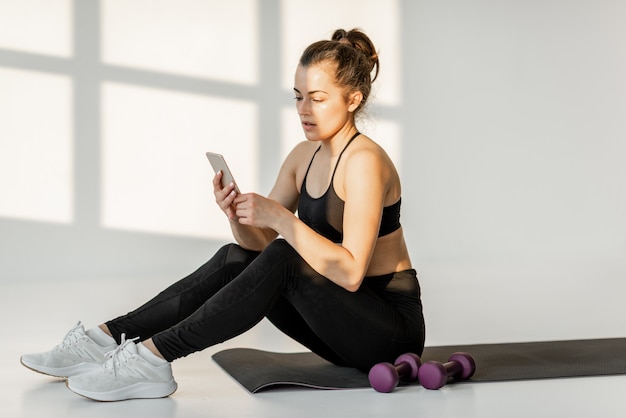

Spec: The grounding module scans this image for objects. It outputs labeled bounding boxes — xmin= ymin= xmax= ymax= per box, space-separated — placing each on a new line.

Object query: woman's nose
xmin=299 ymin=105 xmax=311 ymax=117
xmin=297 ymin=98 xmax=310 ymax=115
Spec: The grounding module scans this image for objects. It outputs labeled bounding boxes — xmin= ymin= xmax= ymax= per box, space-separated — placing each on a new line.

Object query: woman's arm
xmin=235 ymin=147 xmax=389 ymax=291
xmin=213 ymin=146 xmax=302 ymax=251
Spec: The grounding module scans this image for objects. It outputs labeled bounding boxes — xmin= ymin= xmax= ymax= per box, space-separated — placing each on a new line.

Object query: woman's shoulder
xmin=347 ymin=135 xmax=394 ymax=167
xmin=343 ymin=135 xmax=400 ymax=188
xmin=284 ymin=140 xmax=318 ymax=163
xmin=278 ymin=141 xmax=318 ymax=175
xmin=293 ymin=140 xmax=319 ymax=154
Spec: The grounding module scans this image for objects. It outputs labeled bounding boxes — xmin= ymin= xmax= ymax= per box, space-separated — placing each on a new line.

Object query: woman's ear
xmin=347 ymin=91 xmax=363 ymax=113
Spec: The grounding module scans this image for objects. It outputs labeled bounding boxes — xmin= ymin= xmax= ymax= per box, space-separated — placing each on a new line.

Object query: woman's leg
xmin=265 ymin=295 xmax=349 ymax=366
xmin=150 ymin=240 xmax=298 ymax=360
xmin=274 ymin=268 xmax=425 ymax=372
xmin=150 ymin=239 xmax=425 ymax=372
xmin=105 ymin=243 xmax=259 ymax=343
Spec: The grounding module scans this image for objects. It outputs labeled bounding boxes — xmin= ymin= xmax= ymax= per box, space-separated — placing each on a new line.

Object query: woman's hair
xmin=299 ymin=28 xmax=379 ymax=113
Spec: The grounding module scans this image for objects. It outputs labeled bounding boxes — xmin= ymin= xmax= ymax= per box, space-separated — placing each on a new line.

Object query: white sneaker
xmin=66 ymin=335 xmax=177 ymax=401
xmin=21 ymin=321 xmax=118 ymax=378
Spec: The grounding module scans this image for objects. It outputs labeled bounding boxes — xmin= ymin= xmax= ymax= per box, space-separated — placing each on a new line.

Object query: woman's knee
xmin=216 ymin=243 xmax=259 ymax=265
xmin=185 ymin=243 xmax=258 ymax=285
xmin=261 ymin=239 xmax=296 ymax=256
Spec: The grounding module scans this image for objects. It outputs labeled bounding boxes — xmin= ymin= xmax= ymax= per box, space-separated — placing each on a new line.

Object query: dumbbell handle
xmin=368 ymin=353 xmax=422 ymax=393
xmin=394 ymin=361 xmax=413 ymax=378
xmin=441 ymin=360 xmax=463 ymax=377
xmin=418 ymin=352 xmax=475 ymax=390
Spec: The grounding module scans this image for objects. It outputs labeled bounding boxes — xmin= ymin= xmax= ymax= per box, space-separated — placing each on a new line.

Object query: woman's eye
xmin=294 ymin=96 xmax=303 ymax=101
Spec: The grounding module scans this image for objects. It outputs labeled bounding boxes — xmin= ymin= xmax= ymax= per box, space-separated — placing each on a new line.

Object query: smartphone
xmin=206 ymin=152 xmax=240 ymax=193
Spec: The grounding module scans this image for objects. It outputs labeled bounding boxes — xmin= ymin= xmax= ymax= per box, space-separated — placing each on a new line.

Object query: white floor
xmin=3 ymin=276 xmax=625 ymax=418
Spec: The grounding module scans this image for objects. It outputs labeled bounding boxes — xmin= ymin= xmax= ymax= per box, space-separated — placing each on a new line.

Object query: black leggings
xmin=106 ymin=239 xmax=425 ymax=372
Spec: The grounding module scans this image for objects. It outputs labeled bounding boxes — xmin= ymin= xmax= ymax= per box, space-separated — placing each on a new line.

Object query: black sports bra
xmin=298 ymin=132 xmax=402 ymax=243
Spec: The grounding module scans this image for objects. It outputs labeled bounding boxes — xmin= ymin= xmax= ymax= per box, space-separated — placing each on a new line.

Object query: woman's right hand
xmin=213 ymin=171 xmax=238 ymax=222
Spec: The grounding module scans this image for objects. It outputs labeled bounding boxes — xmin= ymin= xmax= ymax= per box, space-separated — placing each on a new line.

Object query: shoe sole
xmin=66 ymin=379 xmax=178 ymax=402
xmin=20 ymin=357 xmax=101 ymax=378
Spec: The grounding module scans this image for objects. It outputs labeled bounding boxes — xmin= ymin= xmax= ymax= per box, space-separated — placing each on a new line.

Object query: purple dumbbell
xmin=418 ymin=352 xmax=476 ymax=390
xmin=368 ymin=353 xmax=422 ymax=393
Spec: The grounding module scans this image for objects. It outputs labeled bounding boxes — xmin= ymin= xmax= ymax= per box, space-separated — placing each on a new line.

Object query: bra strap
xmin=302 ymin=145 xmax=322 ymax=183
xmin=330 ymin=132 xmax=360 ymax=181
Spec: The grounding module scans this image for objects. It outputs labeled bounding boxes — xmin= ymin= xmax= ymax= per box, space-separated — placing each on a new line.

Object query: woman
xmin=21 ymin=28 xmax=425 ymax=402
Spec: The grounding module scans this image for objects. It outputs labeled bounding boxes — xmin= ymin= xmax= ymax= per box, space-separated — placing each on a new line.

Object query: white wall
xmin=1 ymin=0 xmax=624 ymax=345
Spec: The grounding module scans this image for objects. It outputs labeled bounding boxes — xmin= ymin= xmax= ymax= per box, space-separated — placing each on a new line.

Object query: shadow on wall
xmin=0 ymin=0 xmax=407 ymax=282
xmin=0 ymin=1 xmax=281 ymax=281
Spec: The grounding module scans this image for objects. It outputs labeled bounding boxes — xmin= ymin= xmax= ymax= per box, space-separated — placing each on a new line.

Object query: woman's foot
xmin=21 ymin=321 xmax=118 ymax=378
xmin=66 ymin=335 xmax=177 ymax=401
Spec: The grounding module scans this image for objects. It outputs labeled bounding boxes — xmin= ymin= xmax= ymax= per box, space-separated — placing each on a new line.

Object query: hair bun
xmin=331 ymin=28 xmax=379 ymax=81
xmin=331 ymin=29 xmax=355 ymax=48
xmin=331 ymin=29 xmax=349 ymax=42
xmin=338 ymin=37 xmax=353 ymax=46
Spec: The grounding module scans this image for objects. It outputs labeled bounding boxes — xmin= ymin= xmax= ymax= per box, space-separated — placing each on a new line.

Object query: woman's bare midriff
xmin=365 ymin=227 xmax=412 ymax=277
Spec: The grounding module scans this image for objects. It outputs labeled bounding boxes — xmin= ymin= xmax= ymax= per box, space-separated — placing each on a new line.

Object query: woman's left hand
xmin=233 ymin=193 xmax=283 ymax=230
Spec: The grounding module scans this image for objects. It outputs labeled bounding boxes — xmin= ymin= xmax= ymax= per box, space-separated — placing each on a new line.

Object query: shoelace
xmin=103 ymin=333 xmax=139 ymax=376
xmin=54 ymin=321 xmax=83 ymax=352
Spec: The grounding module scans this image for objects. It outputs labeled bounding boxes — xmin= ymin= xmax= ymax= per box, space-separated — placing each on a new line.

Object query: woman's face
xmin=293 ymin=63 xmax=358 ymax=142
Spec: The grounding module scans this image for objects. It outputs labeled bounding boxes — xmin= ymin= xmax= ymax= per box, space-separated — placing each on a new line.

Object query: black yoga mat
xmin=212 ymin=337 xmax=626 ymax=393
